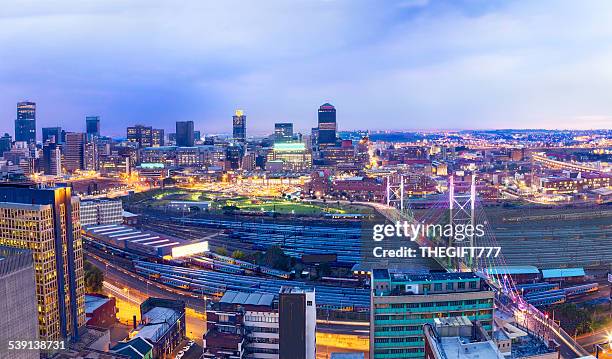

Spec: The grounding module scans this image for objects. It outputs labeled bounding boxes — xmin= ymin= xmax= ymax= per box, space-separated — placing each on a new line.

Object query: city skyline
xmin=2 ymin=0 xmax=612 ymax=136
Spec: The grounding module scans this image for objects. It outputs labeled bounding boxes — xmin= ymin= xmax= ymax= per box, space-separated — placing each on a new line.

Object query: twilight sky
xmin=1 ymin=0 xmax=612 ymax=137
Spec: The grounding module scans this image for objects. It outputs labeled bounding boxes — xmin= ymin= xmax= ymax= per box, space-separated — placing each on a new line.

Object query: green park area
xmin=126 ymin=188 xmax=373 ymax=216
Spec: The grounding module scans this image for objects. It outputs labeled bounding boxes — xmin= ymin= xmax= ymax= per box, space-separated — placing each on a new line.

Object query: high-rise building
xmin=127 ymin=125 xmax=153 ymax=148
xmin=274 ymin=123 xmax=293 ymax=143
xmin=42 ymin=142 xmax=62 ymax=176
xmin=370 ymin=270 xmax=495 ymax=359
xmin=279 ymin=287 xmax=316 ymax=359
xmin=317 ymin=103 xmax=337 ymax=146
xmin=232 ymin=109 xmax=247 ymax=143
xmin=194 ymin=130 xmax=201 ymax=142
xmin=0 ymin=184 xmax=86 ymax=342
xmin=176 ymin=121 xmax=195 ymax=147
xmin=15 ymin=101 xmax=36 ymax=144
xmin=64 ymin=132 xmax=86 ymax=172
xmin=86 ymin=116 xmax=100 ymax=139
xmin=84 ymin=140 xmax=99 ymax=171
xmin=0 ymin=133 xmax=12 ymax=155
xmin=152 ymin=128 xmax=165 ymax=147
xmin=0 ymin=246 xmax=39 ymax=359
xmin=225 ymin=143 xmax=244 ymax=170
xmin=42 ymin=127 xmax=62 ymax=144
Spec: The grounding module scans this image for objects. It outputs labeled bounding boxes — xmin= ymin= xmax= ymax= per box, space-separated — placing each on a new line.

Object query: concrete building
xmin=0 ymin=246 xmax=39 ymax=359
xmin=0 ymin=184 xmax=86 ymax=342
xmin=80 ymin=199 xmax=124 ymax=226
xmin=423 ymin=318 xmax=504 ymax=359
xmin=203 ymin=290 xmax=278 ymax=359
xmin=278 ymin=287 xmax=316 ymax=359
xmin=370 ymin=270 xmax=495 ymax=359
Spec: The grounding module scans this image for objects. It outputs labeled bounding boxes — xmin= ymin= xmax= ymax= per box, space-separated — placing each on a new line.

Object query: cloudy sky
xmin=1 ymin=0 xmax=612 ymax=137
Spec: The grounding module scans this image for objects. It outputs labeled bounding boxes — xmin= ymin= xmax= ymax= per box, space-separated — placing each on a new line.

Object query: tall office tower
xmin=0 ymin=133 xmax=12 ymax=155
xmin=64 ymin=132 xmax=86 ymax=172
xmin=42 ymin=142 xmax=62 ymax=176
xmin=317 ymin=103 xmax=337 ymax=146
xmin=86 ymin=116 xmax=100 ymax=139
xmin=0 ymin=184 xmax=86 ymax=342
xmin=274 ymin=123 xmax=293 ymax=143
xmin=225 ymin=143 xmax=244 ymax=170
xmin=176 ymin=121 xmax=195 ymax=147
xmin=0 ymin=246 xmax=39 ymax=359
xmin=152 ymin=128 xmax=165 ymax=147
xmin=127 ymin=125 xmax=153 ymax=148
xmin=279 ymin=287 xmax=316 ymax=359
xmin=42 ymin=126 xmax=62 ymax=144
xmin=232 ymin=109 xmax=247 ymax=143
xmin=84 ymin=140 xmax=99 ymax=171
xmin=194 ymin=130 xmax=201 ymax=142
xmin=370 ymin=270 xmax=495 ymax=359
xmin=15 ymin=101 xmax=36 ymax=143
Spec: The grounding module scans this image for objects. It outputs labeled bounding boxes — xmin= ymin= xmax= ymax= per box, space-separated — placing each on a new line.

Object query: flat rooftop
xmin=439 ymin=337 xmax=504 ymax=359
xmin=134 ymin=306 xmax=180 ymax=342
xmin=85 ymin=294 xmax=111 ymax=314
xmin=83 ymin=224 xmax=208 ymax=257
xmin=220 ymin=291 xmax=275 ymax=307
xmin=373 ymin=268 xmax=480 ymax=282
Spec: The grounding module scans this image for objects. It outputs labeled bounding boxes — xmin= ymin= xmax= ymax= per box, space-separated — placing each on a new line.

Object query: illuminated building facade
xmin=233 ymin=109 xmax=247 ymax=143
xmin=42 ymin=142 xmax=62 ymax=176
xmin=0 ymin=184 xmax=86 ymax=342
xmin=317 ymin=103 xmax=336 ymax=146
xmin=127 ymin=124 xmax=164 ymax=148
xmin=274 ymin=123 xmax=293 ymax=143
xmin=370 ymin=270 xmax=494 ymax=359
xmin=15 ymin=101 xmax=36 ymax=144
xmin=267 ymin=142 xmax=312 ymax=172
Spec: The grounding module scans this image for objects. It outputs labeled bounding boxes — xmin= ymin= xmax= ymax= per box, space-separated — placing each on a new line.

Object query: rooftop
xmin=439 ymin=337 xmax=504 ymax=359
xmin=485 ymin=265 xmax=539 ymax=275
xmin=85 ymin=294 xmax=111 ymax=314
xmin=220 ymin=291 xmax=275 ymax=307
xmin=541 ymin=267 xmax=585 ymax=279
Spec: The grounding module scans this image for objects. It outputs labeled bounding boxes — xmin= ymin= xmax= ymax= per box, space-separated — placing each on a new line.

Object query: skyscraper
xmin=317 ymin=103 xmax=337 ymax=146
xmin=64 ymin=132 xmax=86 ymax=172
xmin=42 ymin=142 xmax=62 ymax=176
xmin=176 ymin=121 xmax=195 ymax=147
xmin=274 ymin=123 xmax=293 ymax=143
xmin=0 ymin=246 xmax=39 ymax=359
xmin=232 ymin=109 xmax=246 ymax=143
xmin=42 ymin=127 xmax=62 ymax=144
xmin=15 ymin=101 xmax=36 ymax=144
xmin=0 ymin=184 xmax=86 ymax=342
xmin=86 ymin=116 xmax=100 ymax=139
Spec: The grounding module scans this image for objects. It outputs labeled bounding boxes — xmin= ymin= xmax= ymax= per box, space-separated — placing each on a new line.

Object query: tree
xmin=217 ymin=247 xmax=229 ymax=256
xmin=232 ymin=250 xmax=246 ymax=260
xmin=260 ymin=245 xmax=291 ymax=271
xmin=84 ymin=260 xmax=104 ymax=293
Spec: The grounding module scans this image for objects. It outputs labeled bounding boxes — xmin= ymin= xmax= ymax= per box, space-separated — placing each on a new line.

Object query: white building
xmin=80 ymin=199 xmax=123 ymax=227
